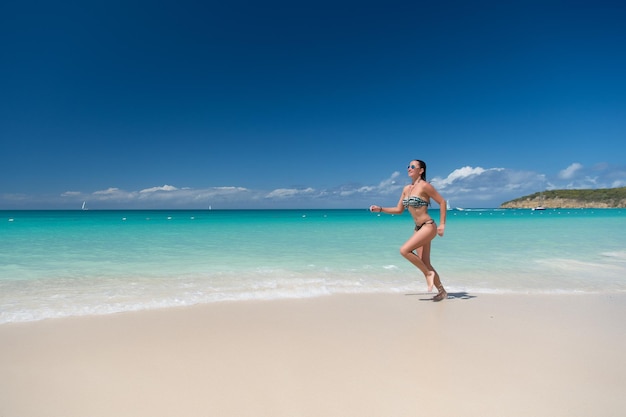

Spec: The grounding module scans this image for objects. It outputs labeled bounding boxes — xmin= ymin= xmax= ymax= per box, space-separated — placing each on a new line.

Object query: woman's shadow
xmin=405 ymin=291 xmax=477 ymax=301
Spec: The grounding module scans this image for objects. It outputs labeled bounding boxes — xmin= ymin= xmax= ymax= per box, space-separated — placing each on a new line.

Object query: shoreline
xmin=3 ymin=287 xmax=626 ymax=325
xmin=1 ymin=293 xmax=625 ymax=417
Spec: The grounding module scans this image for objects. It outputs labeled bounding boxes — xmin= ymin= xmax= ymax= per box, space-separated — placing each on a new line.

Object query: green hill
xmin=500 ymin=187 xmax=626 ymax=208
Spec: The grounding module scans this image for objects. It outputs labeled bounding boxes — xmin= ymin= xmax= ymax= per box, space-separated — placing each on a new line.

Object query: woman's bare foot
xmin=426 ymin=271 xmax=435 ymax=292
xmin=433 ymin=288 xmax=447 ymax=302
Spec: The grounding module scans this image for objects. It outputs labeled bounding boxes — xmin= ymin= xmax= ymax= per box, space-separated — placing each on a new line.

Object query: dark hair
xmin=414 ymin=159 xmax=427 ymax=181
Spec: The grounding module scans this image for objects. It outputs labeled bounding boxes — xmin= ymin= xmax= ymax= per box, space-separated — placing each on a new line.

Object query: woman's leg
xmin=399 ymin=224 xmax=437 ymax=291
xmin=420 ymin=242 xmax=447 ymax=301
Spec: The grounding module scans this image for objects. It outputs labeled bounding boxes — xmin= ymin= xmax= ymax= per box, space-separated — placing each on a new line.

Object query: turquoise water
xmin=1 ymin=208 xmax=625 ymax=323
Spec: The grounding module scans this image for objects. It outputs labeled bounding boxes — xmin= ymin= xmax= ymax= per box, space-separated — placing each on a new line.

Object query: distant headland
xmin=500 ymin=187 xmax=626 ymax=209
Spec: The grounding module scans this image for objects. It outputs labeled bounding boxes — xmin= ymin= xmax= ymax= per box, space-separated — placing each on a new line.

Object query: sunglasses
xmin=407 ymin=164 xmax=420 ymax=169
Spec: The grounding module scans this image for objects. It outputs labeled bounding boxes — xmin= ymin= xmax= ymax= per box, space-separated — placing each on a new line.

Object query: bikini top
xmin=403 ymin=195 xmax=429 ymax=208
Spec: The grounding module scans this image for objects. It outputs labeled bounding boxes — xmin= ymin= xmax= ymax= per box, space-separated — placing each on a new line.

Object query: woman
xmin=370 ymin=159 xmax=448 ymax=301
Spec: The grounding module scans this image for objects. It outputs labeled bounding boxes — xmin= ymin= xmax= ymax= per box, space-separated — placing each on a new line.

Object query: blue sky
xmin=1 ymin=0 xmax=625 ymax=209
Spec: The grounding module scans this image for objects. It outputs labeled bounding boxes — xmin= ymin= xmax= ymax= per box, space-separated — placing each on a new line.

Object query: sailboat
xmin=81 ymin=201 xmax=88 ymax=211
xmin=448 ymin=200 xmax=465 ymax=211
xmin=533 ymin=192 xmax=546 ymax=210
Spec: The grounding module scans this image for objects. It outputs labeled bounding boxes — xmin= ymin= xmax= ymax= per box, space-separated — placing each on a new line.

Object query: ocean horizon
xmin=2 ymin=208 xmax=625 ymax=324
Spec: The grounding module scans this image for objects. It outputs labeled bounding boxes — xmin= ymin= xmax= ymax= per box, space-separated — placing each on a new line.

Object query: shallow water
xmin=2 ymin=208 xmax=625 ymax=323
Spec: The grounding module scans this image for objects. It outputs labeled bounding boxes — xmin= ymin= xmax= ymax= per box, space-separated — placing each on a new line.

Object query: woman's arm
xmin=370 ymin=187 xmax=407 ymax=215
xmin=424 ymin=183 xmax=446 ymax=236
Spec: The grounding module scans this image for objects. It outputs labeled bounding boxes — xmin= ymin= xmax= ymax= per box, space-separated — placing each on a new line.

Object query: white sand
xmin=1 ymin=293 xmax=625 ymax=417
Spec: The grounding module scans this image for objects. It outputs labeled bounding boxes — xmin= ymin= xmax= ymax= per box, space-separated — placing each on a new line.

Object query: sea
xmin=1 ymin=208 xmax=625 ymax=324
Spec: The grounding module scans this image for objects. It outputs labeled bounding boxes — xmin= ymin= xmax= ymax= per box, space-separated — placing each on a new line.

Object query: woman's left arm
xmin=425 ymin=183 xmax=446 ymax=236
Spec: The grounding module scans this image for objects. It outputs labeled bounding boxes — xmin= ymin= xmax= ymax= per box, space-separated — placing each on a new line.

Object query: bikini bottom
xmin=414 ymin=219 xmax=435 ymax=232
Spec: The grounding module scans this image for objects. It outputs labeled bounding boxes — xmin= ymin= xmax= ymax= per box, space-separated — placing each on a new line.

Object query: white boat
xmin=533 ymin=192 xmax=546 ymax=210
xmin=81 ymin=201 xmax=88 ymax=210
xmin=447 ymin=200 xmax=465 ymax=211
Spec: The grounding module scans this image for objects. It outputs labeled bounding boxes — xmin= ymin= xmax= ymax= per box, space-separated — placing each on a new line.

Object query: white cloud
xmin=56 ymin=185 xmax=256 ymax=208
xmin=6 ymin=162 xmax=624 ymax=210
xmin=558 ymin=163 xmax=583 ymax=180
xmin=430 ymin=166 xmax=545 ymax=207
xmin=191 ymin=186 xmax=249 ymax=201
xmin=91 ymin=187 xmax=137 ymax=201
xmin=378 ymin=171 xmax=402 ymax=192
xmin=339 ymin=171 xmax=402 ymax=197
xmin=93 ymin=187 xmax=123 ymax=195
xmin=430 ymin=166 xmax=508 ymax=190
xmin=139 ymin=185 xmax=179 ymax=193
xmin=432 ymin=166 xmax=488 ymax=187
xmin=45 ymin=168 xmax=544 ymax=209
xmin=0 ymin=193 xmax=29 ymax=202
xmin=265 ymin=187 xmax=316 ymax=199
xmin=213 ymin=186 xmax=247 ymax=192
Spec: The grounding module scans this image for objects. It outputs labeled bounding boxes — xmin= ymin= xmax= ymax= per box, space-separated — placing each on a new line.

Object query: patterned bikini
xmin=403 ymin=196 xmax=435 ymax=231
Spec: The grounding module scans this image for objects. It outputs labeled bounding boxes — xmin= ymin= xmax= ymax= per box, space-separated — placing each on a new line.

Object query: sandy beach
xmin=1 ymin=293 xmax=625 ymax=417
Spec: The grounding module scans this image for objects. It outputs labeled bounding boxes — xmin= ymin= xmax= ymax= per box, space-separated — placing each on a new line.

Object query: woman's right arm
xmin=370 ymin=189 xmax=406 ymax=214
